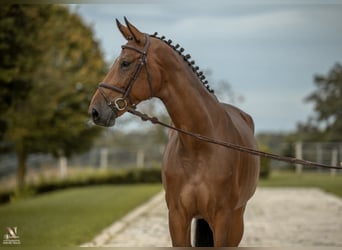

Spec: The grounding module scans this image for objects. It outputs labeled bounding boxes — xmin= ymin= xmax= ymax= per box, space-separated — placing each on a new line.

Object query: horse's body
xmin=89 ymin=18 xmax=259 ymax=247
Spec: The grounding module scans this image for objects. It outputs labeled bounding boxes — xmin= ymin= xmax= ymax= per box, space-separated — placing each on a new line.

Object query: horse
xmin=88 ymin=17 xmax=260 ymax=247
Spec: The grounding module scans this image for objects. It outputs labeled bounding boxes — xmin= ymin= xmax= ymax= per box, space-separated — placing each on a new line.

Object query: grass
xmin=0 ymin=171 xmax=340 ymax=247
xmin=258 ymin=170 xmax=342 ymax=198
xmin=0 ymin=184 xmax=162 ymax=246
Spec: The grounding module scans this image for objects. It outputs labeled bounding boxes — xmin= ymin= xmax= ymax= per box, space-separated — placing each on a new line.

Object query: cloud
xmin=75 ymin=2 xmax=342 ymax=132
xmin=163 ymin=6 xmax=342 ymax=46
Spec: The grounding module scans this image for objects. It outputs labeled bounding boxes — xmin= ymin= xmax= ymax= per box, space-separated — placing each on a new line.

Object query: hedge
xmin=0 ymin=167 xmax=162 ymax=205
xmin=0 ymin=160 xmax=272 ymax=205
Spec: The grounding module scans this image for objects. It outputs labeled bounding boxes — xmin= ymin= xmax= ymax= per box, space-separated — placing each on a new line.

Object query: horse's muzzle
xmin=89 ymin=104 xmax=117 ymax=127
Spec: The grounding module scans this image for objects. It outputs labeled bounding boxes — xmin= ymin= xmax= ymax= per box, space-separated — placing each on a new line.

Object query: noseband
xmin=98 ymin=34 xmax=153 ymax=112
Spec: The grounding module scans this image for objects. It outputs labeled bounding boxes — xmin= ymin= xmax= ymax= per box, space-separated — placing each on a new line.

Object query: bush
xmin=0 ymin=190 xmax=12 ymax=204
xmin=260 ymin=157 xmax=271 ymax=179
xmin=259 ymin=145 xmax=271 ymax=179
xmin=0 ymin=167 xmax=162 ymax=205
xmin=33 ymin=168 xmax=162 ymax=193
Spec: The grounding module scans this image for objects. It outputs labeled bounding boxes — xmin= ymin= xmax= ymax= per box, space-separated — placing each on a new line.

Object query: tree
xmin=0 ymin=5 xmax=106 ymax=191
xmin=0 ymin=5 xmax=46 ymax=140
xmin=296 ymin=63 xmax=342 ymax=141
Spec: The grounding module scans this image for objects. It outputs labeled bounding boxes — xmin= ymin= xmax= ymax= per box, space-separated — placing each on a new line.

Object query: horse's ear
xmin=124 ymin=16 xmax=145 ymax=44
xmin=116 ymin=18 xmax=132 ymax=41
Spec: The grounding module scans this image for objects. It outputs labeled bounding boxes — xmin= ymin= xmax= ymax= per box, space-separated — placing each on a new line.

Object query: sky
xmin=72 ymin=1 xmax=342 ymax=133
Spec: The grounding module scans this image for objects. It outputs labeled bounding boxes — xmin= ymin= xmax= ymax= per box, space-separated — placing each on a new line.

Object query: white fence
xmin=0 ymin=146 xmax=164 ymax=179
xmin=294 ymin=141 xmax=342 ymax=175
xmin=1 ymin=141 xmax=341 ymax=181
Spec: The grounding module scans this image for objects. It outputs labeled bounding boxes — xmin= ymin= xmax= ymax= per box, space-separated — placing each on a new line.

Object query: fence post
xmin=59 ymin=155 xmax=68 ymax=179
xmin=100 ymin=147 xmax=108 ymax=169
xmin=136 ymin=149 xmax=145 ymax=168
xmin=295 ymin=141 xmax=303 ymax=175
xmin=316 ymin=143 xmax=322 ymax=172
xmin=331 ymin=148 xmax=338 ymax=177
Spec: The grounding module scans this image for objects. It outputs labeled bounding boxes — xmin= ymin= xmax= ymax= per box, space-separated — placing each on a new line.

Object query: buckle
xmin=114 ymin=97 xmax=127 ymax=111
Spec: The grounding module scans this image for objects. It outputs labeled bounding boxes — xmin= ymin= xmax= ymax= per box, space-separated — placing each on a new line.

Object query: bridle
xmin=98 ymin=33 xmax=153 ymax=113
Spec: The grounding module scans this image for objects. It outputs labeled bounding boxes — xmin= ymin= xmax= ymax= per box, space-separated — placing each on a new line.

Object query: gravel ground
xmin=83 ymin=187 xmax=342 ymax=247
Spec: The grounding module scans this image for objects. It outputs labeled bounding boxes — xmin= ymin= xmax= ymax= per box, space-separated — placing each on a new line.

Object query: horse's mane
xmin=150 ymin=32 xmax=215 ymax=94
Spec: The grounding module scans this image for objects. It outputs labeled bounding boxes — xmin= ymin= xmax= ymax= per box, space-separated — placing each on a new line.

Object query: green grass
xmin=259 ymin=171 xmax=342 ymax=198
xmin=0 ymin=184 xmax=162 ymax=246
xmin=1 ymin=172 xmax=340 ymax=247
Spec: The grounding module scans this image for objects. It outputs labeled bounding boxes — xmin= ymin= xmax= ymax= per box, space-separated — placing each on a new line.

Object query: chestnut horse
xmin=88 ymin=18 xmax=259 ymax=247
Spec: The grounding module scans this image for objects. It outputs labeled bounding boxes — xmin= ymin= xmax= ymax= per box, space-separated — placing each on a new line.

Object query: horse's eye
xmin=121 ymin=61 xmax=131 ymax=68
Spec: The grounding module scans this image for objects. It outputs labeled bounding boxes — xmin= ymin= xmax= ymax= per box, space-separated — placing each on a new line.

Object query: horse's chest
xmin=162 ymin=137 xmax=236 ymax=214
xmin=163 ymin=146 xmax=231 ymax=183
xmin=163 ymin=156 xmax=232 ymax=215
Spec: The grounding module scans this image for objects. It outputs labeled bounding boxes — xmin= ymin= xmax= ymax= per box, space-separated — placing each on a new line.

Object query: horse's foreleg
xmin=211 ymin=206 xmax=245 ymax=247
xmin=228 ymin=206 xmax=245 ymax=246
xmin=168 ymin=209 xmax=191 ymax=247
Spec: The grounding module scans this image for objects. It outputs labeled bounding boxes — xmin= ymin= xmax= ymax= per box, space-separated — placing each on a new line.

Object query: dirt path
xmin=83 ymin=187 xmax=342 ymax=247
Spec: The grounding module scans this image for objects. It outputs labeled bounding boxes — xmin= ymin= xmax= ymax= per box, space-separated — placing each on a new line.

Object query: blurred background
xmin=1 ymin=1 xmax=341 ymax=196
xmin=0 ymin=2 xmax=341 ymax=246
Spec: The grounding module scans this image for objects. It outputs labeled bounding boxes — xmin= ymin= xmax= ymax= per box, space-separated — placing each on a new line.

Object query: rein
xmin=98 ymin=33 xmax=341 ymax=171
xmin=127 ymin=107 xmax=341 ymax=170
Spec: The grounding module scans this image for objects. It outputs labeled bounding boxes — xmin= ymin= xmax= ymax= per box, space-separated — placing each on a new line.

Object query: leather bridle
xmin=98 ymin=34 xmax=153 ymax=113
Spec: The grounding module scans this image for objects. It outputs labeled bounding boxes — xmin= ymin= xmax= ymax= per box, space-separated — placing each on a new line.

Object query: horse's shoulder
xmin=220 ymin=103 xmax=255 ymax=133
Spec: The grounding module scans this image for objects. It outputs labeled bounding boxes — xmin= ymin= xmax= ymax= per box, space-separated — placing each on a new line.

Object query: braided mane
xmin=150 ymin=32 xmax=215 ymax=94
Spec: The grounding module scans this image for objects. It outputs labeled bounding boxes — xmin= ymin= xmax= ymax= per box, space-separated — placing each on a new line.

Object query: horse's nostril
xmin=91 ymin=107 xmax=100 ymax=121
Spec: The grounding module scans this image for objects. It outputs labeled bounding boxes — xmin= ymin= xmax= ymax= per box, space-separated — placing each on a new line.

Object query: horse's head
xmin=88 ymin=17 xmax=162 ymax=127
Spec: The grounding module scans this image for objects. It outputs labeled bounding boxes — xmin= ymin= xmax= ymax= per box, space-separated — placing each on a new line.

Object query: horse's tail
xmin=194 ymin=219 xmax=214 ymax=246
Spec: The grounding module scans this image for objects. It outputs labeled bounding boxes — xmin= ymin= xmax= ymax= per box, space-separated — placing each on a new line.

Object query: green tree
xmin=0 ymin=5 xmax=47 ymax=139
xmin=0 ymin=5 xmax=106 ymax=191
xmin=297 ymin=63 xmax=342 ymax=142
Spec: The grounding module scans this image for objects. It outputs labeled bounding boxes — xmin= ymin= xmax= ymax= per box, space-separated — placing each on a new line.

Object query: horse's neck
xmin=158 ymin=61 xmax=222 ymax=149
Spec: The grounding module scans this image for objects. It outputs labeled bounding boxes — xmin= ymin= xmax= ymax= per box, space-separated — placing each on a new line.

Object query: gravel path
xmin=82 ymin=187 xmax=342 ymax=247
